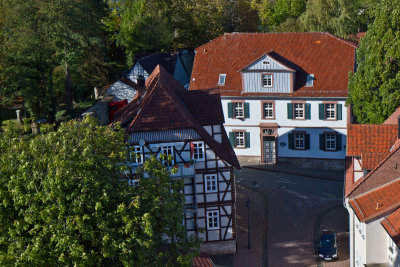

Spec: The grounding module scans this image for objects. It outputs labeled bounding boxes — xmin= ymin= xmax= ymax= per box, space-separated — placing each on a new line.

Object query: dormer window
xmin=262 ymin=74 xmax=273 ymax=87
xmin=306 ymin=74 xmax=314 ymax=87
xmin=218 ymin=74 xmax=226 ymax=85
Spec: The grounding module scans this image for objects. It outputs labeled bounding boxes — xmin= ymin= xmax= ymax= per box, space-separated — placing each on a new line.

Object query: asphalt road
xmin=235 ymin=167 xmax=347 ymax=267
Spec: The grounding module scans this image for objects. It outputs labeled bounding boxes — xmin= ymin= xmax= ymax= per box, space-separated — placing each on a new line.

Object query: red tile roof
xmin=348 ymin=145 xmax=400 ymax=198
xmin=384 ymin=106 xmax=400 ymax=125
xmin=346 ymin=124 xmax=397 ymax=157
xmin=381 ymin=208 xmax=400 ymax=247
xmin=189 ymin=32 xmax=356 ymax=97
xmin=113 ymin=65 xmax=240 ymax=169
xmin=349 ymin=178 xmax=400 ymax=222
xmin=192 ymin=253 xmax=214 ymax=267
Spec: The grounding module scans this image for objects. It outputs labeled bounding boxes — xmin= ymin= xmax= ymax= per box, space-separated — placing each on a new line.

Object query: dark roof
xmin=136 ymin=52 xmax=177 ymax=76
xmin=189 ymin=32 xmax=356 ymax=97
xmin=113 ymin=65 xmax=240 ymax=169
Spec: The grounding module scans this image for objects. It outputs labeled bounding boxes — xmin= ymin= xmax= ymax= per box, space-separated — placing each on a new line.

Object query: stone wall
xmin=200 ymin=240 xmax=236 ymax=255
xmin=278 ymin=157 xmax=345 ymax=171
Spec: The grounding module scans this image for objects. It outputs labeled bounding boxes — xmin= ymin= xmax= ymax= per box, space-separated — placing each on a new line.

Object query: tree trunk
xmin=64 ymin=63 xmax=73 ymax=112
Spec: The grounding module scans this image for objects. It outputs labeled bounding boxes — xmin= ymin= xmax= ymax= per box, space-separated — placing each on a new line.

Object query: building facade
xmin=190 ymin=32 xmax=357 ymax=170
xmin=345 ymin=109 xmax=400 ymax=266
xmin=113 ymin=65 xmax=240 ymax=254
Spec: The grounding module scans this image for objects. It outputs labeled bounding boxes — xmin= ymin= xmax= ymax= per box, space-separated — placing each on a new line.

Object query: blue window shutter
xmin=288 ymin=133 xmax=293 ymax=149
xmin=244 ymin=102 xmax=250 ymax=119
xmin=229 ymin=132 xmax=235 ymax=147
xmin=228 ymin=103 xmax=233 ymax=118
xmin=245 ymin=132 xmax=250 ymax=148
xmin=305 ymin=103 xmax=311 ymax=120
xmin=336 ymin=134 xmax=342 ymax=151
xmin=319 ymin=104 xmax=324 ymax=120
xmin=305 ymin=134 xmax=310 ymax=150
xmin=337 ymin=104 xmax=342 ymax=120
xmin=287 ymin=103 xmax=293 ymax=119
xmin=319 ymin=134 xmax=325 ymax=150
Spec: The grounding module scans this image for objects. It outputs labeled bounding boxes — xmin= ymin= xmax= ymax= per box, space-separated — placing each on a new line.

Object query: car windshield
xmin=320 ymin=239 xmax=333 ymax=248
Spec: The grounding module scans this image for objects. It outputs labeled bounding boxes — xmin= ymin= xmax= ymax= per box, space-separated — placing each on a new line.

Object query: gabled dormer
xmin=240 ymin=51 xmax=297 ymax=93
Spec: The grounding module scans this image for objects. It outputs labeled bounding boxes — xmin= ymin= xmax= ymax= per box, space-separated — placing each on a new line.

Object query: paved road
xmin=235 ymin=167 xmax=348 ymax=267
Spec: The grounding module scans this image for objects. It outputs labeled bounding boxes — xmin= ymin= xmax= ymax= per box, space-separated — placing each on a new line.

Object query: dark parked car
xmin=318 ymin=229 xmax=338 ymax=261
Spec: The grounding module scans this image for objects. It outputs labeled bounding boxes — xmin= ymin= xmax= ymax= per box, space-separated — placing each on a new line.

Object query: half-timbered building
xmin=113 ymin=65 xmax=240 ymax=254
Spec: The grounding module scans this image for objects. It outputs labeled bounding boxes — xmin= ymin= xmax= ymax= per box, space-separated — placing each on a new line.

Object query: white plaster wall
xmin=366 ymin=218 xmax=388 ymax=265
xmin=221 ymin=97 xmax=348 ymax=159
xmin=346 ymin=199 xmax=356 ymax=267
xmin=387 ymin=234 xmax=400 ymax=267
xmin=277 ymin=127 xmax=346 ymax=159
xmin=221 ymin=98 xmax=348 ymax=128
xmin=354 ymin=219 xmax=367 ymax=267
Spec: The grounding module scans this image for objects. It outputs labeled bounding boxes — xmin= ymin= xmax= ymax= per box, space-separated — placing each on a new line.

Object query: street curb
xmin=243 ymin=166 xmax=343 ymax=183
xmin=237 ymin=183 xmax=269 ymax=267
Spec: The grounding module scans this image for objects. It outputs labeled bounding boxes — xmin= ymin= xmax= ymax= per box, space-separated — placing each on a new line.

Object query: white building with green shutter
xmin=189 ymin=32 xmax=357 ymax=170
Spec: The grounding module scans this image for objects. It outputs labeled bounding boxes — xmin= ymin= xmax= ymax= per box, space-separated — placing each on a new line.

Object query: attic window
xmin=218 ymin=74 xmax=226 ymax=85
xmin=263 ymin=61 xmax=270 ymax=65
xmin=306 ymin=74 xmax=314 ymax=87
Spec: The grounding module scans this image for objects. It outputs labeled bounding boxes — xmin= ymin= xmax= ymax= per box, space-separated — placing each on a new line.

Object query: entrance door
xmin=263 ymin=136 xmax=276 ymax=163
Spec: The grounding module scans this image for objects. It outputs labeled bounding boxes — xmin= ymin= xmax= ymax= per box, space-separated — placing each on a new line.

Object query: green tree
xmin=300 ymin=0 xmax=371 ymax=38
xmin=348 ymin=0 xmax=400 ymax=123
xmin=0 ymin=117 xmax=197 ymax=266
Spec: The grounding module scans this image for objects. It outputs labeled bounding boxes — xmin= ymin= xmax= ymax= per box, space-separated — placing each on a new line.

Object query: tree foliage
xmin=348 ymin=0 xmax=400 ymax=123
xmin=0 ymin=117 xmax=197 ymax=266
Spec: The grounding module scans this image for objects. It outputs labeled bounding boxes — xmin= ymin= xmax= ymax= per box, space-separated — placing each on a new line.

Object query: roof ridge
xmin=348 ymin=145 xmax=400 ymax=198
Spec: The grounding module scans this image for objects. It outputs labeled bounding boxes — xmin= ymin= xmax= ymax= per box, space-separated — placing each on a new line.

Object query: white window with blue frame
xmin=319 ymin=132 xmax=342 ymax=151
xmin=288 ymin=131 xmax=310 ymax=150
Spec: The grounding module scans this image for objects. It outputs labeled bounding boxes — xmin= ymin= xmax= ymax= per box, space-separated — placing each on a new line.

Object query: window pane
xmin=294 ymin=133 xmax=305 ymax=149
xmin=325 ymin=103 xmax=336 ymax=119
xmin=235 ymin=132 xmax=245 ymax=147
xmin=325 ymin=133 xmax=336 ymax=150
xmin=294 ymin=103 xmax=304 ymax=119
xmin=234 ymin=103 xmax=244 ymax=118
xmin=263 ymin=102 xmax=274 ymax=118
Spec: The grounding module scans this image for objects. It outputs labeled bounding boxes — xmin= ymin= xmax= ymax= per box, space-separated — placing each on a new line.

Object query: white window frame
xmin=218 ymin=74 xmax=226 ymax=85
xmin=205 ymin=174 xmax=217 ymax=193
xmin=263 ymin=102 xmax=274 ymax=119
xmin=130 ymin=145 xmax=143 ymax=165
xmin=325 ymin=103 xmax=336 ymax=120
xmin=262 ymin=74 xmax=273 ymax=87
xmin=306 ymin=74 xmax=314 ymax=87
xmin=325 ymin=133 xmax=336 ymax=151
xmin=128 ymin=177 xmax=140 ymax=187
xmin=294 ymin=103 xmax=304 ymax=119
xmin=233 ymin=102 xmax=244 ymax=118
xmin=192 ymin=141 xmax=205 ymax=161
xmin=160 ymin=145 xmax=174 ymax=166
xmin=234 ymin=131 xmax=245 ymax=148
xmin=207 ymin=210 xmax=219 ymax=230
xmin=294 ymin=132 xmax=305 ymax=150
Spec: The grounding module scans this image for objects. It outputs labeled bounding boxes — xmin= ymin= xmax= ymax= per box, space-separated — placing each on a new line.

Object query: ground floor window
xmin=325 ymin=133 xmax=336 ymax=151
xmin=294 ymin=132 xmax=305 ymax=149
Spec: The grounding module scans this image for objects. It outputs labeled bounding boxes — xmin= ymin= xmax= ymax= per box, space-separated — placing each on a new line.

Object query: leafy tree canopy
xmin=348 ymin=0 xmax=400 ymax=123
xmin=0 ymin=117 xmax=197 ymax=266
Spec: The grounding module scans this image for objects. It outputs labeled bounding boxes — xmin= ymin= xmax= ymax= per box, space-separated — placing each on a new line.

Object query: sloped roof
xmin=349 ymin=177 xmax=400 ymax=222
xmin=381 ymin=208 xmax=400 ymax=247
xmin=384 ymin=107 xmax=400 ymax=125
xmin=113 ymin=65 xmax=240 ymax=169
xmin=136 ymin=52 xmax=177 ymax=76
xmin=347 ymin=124 xmax=397 ymax=157
xmin=189 ymin=32 xmax=356 ymax=97
xmin=348 ymin=145 xmax=400 ymax=199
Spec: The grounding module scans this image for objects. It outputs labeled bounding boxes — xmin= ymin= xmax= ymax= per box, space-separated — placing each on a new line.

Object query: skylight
xmin=218 ymin=74 xmax=226 ymax=85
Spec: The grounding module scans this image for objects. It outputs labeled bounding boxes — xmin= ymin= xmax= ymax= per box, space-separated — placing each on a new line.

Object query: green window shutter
xmin=245 ymin=132 xmax=250 ymax=148
xmin=229 ymin=132 xmax=235 ymax=147
xmin=305 ymin=134 xmax=310 ymax=150
xmin=319 ymin=104 xmax=324 ymax=120
xmin=287 ymin=103 xmax=293 ymax=119
xmin=319 ymin=134 xmax=325 ymax=150
xmin=336 ymin=134 xmax=342 ymax=151
xmin=305 ymin=103 xmax=311 ymax=120
xmin=227 ymin=103 xmax=233 ymax=118
xmin=288 ymin=133 xmax=293 ymax=149
xmin=244 ymin=102 xmax=250 ymax=119
xmin=336 ymin=104 xmax=342 ymax=120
